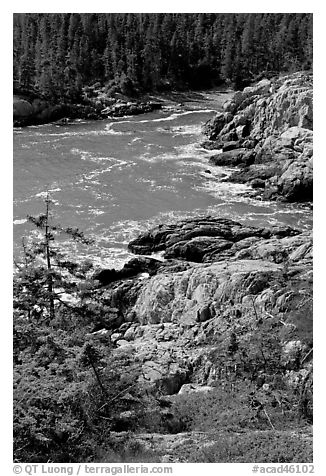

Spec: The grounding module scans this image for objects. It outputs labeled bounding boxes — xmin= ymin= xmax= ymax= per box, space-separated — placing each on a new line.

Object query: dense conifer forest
xmin=13 ymin=13 xmax=313 ymax=101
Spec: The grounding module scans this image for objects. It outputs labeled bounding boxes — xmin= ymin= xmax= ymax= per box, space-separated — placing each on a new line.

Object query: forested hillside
xmin=13 ymin=13 xmax=312 ymax=101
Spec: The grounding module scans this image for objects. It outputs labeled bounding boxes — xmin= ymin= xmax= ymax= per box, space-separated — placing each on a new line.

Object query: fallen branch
xmin=97 ymin=383 xmax=137 ymax=412
xmin=263 ymin=408 xmax=275 ymax=430
xmin=301 ymin=347 xmax=313 ymax=365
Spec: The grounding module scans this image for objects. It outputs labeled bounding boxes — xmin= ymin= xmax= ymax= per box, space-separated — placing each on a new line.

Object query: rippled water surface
xmin=14 ymin=94 xmax=312 ymax=267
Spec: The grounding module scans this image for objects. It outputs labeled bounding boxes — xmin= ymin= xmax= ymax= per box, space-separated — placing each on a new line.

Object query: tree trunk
xmin=45 ymin=195 xmax=55 ymax=320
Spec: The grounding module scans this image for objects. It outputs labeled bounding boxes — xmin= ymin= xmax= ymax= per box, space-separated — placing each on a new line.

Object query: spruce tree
xmin=14 ymin=194 xmax=94 ymax=323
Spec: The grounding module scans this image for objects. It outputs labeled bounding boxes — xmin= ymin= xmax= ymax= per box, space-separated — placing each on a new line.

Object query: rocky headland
xmin=202 ymin=71 xmax=313 ymax=202
xmin=86 ymin=72 xmax=313 ymax=461
xmin=96 ymin=217 xmax=312 ymax=389
xmin=90 ymin=216 xmax=312 ymax=461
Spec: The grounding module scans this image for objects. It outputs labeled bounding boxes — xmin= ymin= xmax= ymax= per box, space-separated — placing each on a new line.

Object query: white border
xmin=3 ymin=3 xmax=325 ymax=474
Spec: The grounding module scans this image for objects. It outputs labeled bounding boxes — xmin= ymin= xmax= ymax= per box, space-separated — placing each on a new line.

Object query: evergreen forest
xmin=13 ymin=13 xmax=313 ymax=101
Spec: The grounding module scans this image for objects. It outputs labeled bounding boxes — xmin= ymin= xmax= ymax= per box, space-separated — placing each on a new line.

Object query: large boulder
xmin=13 ymin=94 xmax=68 ymax=126
xmin=271 ymin=159 xmax=313 ymax=202
xmin=209 ymin=148 xmax=255 ymax=167
xmin=128 ymin=217 xmax=299 ymax=262
xmin=164 ymin=236 xmax=233 ymax=262
xmin=228 ymin=164 xmax=282 ymax=185
xmin=202 ymin=112 xmax=233 ymax=140
xmin=94 ymin=256 xmax=163 ymax=285
xmin=13 ymin=97 xmax=33 ymax=117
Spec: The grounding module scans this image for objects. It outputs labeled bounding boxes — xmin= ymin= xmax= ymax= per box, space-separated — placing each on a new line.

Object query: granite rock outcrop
xmin=95 ymin=217 xmax=312 ymax=398
xmin=202 ymin=72 xmax=313 ymax=202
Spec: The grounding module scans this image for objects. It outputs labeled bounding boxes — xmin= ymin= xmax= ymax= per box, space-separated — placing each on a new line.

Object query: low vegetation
xmin=13 ymin=199 xmax=313 ymax=462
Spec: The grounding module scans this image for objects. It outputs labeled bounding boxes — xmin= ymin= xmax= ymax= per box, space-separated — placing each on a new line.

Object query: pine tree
xmin=241 ymin=14 xmax=255 ymax=79
xmin=14 ymin=194 xmax=94 ymax=323
xmin=18 ymin=15 xmax=35 ymax=89
xmin=221 ymin=14 xmax=237 ymax=83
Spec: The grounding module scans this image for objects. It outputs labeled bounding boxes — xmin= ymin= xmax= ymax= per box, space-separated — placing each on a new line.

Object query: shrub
xmin=171 ymin=380 xmax=310 ymax=435
xmin=190 ymin=431 xmax=313 ymax=463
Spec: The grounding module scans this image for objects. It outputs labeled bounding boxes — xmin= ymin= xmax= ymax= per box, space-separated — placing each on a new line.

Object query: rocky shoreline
xmin=202 ymin=71 xmax=313 ymax=203
xmin=87 ymin=72 xmax=313 ymax=460
xmin=89 ymin=215 xmax=312 ymax=460
xmin=13 ymin=81 xmax=232 ymax=127
xmin=95 ymin=216 xmax=312 ymax=374
xmin=13 ymin=93 xmax=163 ymax=127
xmin=13 ymin=71 xmax=313 ymax=462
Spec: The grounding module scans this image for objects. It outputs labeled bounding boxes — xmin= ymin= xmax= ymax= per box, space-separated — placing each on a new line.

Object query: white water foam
xmin=71 ymin=149 xmax=133 ymax=170
xmin=154 ymin=127 xmax=174 ymax=134
xmin=135 ymin=177 xmax=157 ymax=187
xmin=79 ymin=158 xmax=131 ymax=181
xmin=170 ymin=124 xmax=203 ymax=135
xmin=137 ymin=152 xmax=177 ymax=163
xmin=89 ymin=209 xmax=106 ymax=216
xmin=34 ymin=192 xmax=60 ymax=204
xmin=34 ymin=125 xmax=132 ymax=138
xmin=105 ymin=123 xmax=133 ymax=135
xmin=13 ymin=218 xmax=28 ymax=225
xmin=108 ymin=109 xmax=217 ymax=127
xmin=175 ymin=142 xmax=205 ymax=158
xmin=195 ymin=179 xmax=253 ymax=200
xmin=137 ymin=141 xmax=207 ymax=164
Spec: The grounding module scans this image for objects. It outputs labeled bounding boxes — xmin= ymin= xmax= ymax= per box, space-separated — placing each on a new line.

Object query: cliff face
xmin=202 ymin=72 xmax=313 ymax=202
